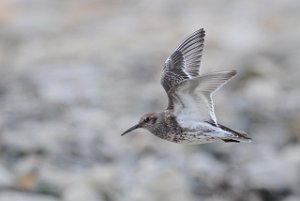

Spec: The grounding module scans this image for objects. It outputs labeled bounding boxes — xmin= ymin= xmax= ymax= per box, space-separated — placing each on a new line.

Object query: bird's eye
xmin=144 ymin=117 xmax=150 ymax=122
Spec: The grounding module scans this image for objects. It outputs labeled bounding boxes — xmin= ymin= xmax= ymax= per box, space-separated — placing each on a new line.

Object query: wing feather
xmin=161 ymin=29 xmax=205 ymax=93
xmin=168 ymin=70 xmax=237 ymax=125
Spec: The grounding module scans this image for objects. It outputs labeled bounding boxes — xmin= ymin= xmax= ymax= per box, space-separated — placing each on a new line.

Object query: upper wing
xmin=160 ymin=29 xmax=205 ymax=93
xmin=168 ymin=71 xmax=237 ymax=125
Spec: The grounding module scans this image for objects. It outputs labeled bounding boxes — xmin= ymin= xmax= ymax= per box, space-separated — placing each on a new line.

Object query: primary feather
xmin=161 ymin=29 xmax=205 ymax=93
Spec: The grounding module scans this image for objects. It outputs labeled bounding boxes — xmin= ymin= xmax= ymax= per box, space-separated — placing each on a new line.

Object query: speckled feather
xmin=122 ymin=28 xmax=252 ymax=144
xmin=161 ymin=29 xmax=205 ymax=93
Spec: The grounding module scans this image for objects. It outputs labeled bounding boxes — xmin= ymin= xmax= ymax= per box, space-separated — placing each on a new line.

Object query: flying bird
xmin=122 ymin=29 xmax=251 ymax=144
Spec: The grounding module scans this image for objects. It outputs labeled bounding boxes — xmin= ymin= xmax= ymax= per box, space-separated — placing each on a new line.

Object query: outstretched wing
xmin=160 ymin=29 xmax=205 ymax=93
xmin=168 ymin=71 xmax=237 ymax=125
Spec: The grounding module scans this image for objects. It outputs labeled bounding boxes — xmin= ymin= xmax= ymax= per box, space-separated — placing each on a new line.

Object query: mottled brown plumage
xmin=122 ymin=29 xmax=251 ymax=144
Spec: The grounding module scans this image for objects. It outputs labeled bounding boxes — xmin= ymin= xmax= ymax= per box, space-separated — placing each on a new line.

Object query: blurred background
xmin=0 ymin=0 xmax=300 ymax=201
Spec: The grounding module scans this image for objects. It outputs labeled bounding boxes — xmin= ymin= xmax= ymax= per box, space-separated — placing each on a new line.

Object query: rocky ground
xmin=0 ymin=0 xmax=300 ymax=201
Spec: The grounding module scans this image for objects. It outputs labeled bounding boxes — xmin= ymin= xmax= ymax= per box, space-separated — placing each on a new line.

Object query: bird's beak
xmin=121 ymin=124 xmax=140 ymax=136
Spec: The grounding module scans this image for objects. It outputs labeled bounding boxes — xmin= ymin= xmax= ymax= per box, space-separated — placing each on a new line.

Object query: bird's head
xmin=121 ymin=112 xmax=159 ymax=136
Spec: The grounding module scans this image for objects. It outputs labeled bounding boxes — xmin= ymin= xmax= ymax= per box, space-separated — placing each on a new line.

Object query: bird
xmin=121 ymin=28 xmax=251 ymax=144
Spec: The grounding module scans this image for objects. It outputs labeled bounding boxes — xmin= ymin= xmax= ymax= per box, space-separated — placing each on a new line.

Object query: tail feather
xmin=217 ymin=123 xmax=252 ymax=143
xmin=205 ymin=121 xmax=251 ymax=143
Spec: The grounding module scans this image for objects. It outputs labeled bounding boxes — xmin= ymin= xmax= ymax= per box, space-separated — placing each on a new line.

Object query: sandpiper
xmin=122 ymin=28 xmax=251 ymax=144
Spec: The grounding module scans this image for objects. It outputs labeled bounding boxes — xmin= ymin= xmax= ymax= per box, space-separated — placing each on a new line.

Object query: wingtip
xmin=189 ymin=28 xmax=205 ymax=39
xmin=238 ymin=137 xmax=252 ymax=143
xmin=223 ymin=137 xmax=252 ymax=143
xmin=197 ymin=28 xmax=205 ymax=36
xmin=199 ymin=28 xmax=205 ymax=32
xmin=225 ymin=70 xmax=237 ymax=77
xmin=217 ymin=123 xmax=252 ymax=143
xmin=233 ymin=131 xmax=252 ymax=143
xmin=230 ymin=70 xmax=237 ymax=76
xmin=224 ymin=70 xmax=237 ymax=80
xmin=237 ymin=132 xmax=252 ymax=143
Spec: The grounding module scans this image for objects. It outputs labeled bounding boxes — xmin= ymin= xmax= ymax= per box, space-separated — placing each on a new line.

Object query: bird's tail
xmin=217 ymin=123 xmax=252 ymax=143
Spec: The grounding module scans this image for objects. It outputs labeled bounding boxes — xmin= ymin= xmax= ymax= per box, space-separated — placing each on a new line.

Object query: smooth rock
xmin=0 ymin=191 xmax=60 ymax=201
xmin=63 ymin=182 xmax=103 ymax=201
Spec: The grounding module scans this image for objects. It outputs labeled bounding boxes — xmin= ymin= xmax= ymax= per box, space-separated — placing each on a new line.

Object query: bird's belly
xmin=156 ymin=119 xmax=225 ymax=144
xmin=173 ymin=131 xmax=220 ymax=144
xmin=172 ymin=122 xmax=225 ymax=144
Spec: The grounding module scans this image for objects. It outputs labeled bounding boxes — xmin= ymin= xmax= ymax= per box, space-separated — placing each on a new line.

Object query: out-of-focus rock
xmin=63 ymin=182 xmax=103 ymax=201
xmin=146 ymin=166 xmax=192 ymax=201
xmin=87 ymin=165 xmax=118 ymax=196
xmin=202 ymin=196 xmax=232 ymax=201
xmin=0 ymin=191 xmax=60 ymax=201
xmin=285 ymin=115 xmax=300 ymax=139
xmin=244 ymin=147 xmax=299 ymax=191
xmin=37 ymin=165 xmax=85 ymax=193
xmin=0 ymin=163 xmax=13 ymax=188
xmin=186 ymin=152 xmax=227 ymax=191
xmin=282 ymin=196 xmax=300 ymax=201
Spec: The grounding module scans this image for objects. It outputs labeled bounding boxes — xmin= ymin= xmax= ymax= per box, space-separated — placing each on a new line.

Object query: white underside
xmin=175 ymin=117 xmax=233 ymax=144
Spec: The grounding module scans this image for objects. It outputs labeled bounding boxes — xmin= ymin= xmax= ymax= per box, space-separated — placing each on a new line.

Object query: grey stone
xmin=63 ymin=182 xmax=103 ymax=201
xmin=0 ymin=191 xmax=60 ymax=201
